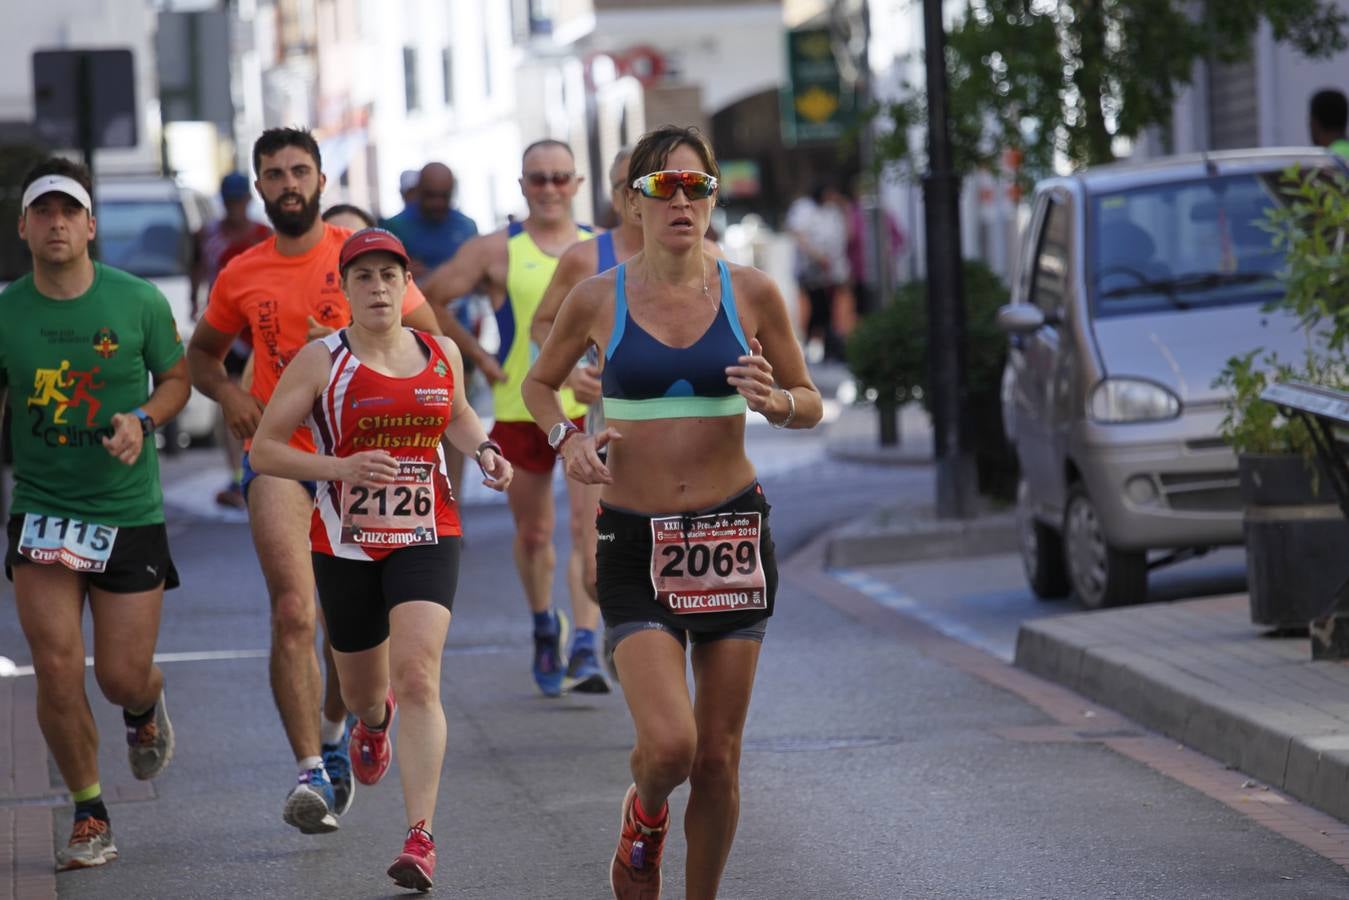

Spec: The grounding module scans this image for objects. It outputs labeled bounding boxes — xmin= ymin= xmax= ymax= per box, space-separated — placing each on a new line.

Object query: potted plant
xmin=845 ymin=276 xmax=925 ymax=447
xmin=845 ymin=259 xmax=1016 ymax=501
xmin=1216 ymin=164 xmax=1349 ymax=629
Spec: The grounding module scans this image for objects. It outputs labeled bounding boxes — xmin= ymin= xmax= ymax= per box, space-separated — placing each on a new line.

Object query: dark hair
xmin=252 ymin=127 xmax=322 ymax=178
xmin=627 ymin=125 xmax=719 ymax=185
xmin=521 ymin=138 xmax=574 ymax=169
xmin=1311 ymin=89 xmax=1349 ymax=133
xmin=21 ymin=156 xmax=93 ymax=197
xmin=322 ymin=203 xmax=376 ymax=227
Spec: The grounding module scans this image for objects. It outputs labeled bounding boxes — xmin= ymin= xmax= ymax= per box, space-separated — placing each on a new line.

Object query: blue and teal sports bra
xmin=601 ymin=259 xmax=750 ymax=420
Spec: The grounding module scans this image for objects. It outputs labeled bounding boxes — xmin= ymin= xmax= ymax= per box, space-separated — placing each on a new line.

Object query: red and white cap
xmin=339 ymin=227 xmax=411 ymax=271
xmin=22 ymin=175 xmax=92 ymax=212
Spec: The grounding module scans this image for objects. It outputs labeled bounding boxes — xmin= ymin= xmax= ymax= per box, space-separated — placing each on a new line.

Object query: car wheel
xmin=1063 ymin=484 xmax=1147 ymax=610
xmin=1017 ymin=478 xmax=1069 ymax=599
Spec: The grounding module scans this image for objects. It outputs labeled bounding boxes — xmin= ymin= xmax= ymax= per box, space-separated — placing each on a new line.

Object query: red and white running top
xmin=307 ymin=329 xmax=462 ymax=561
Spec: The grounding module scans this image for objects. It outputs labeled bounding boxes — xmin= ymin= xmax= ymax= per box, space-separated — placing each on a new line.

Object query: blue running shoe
xmin=282 ymin=767 xmax=339 ymax=834
xmin=321 ymin=714 xmax=356 ymax=817
xmin=564 ymin=646 xmax=611 ymax=694
xmin=531 ymin=609 xmax=570 ymax=697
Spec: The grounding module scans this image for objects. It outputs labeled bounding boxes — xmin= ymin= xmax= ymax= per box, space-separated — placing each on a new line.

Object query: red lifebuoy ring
xmin=617 ymin=45 xmax=666 ymax=88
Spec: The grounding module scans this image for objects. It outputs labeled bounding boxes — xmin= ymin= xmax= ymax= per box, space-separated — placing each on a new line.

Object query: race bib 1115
xmin=19 ymin=513 xmax=118 ymax=574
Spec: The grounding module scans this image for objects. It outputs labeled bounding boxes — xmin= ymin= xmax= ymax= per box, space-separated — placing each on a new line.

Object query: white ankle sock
xmin=320 ymin=716 xmax=346 ymax=746
xmin=298 ymin=755 xmax=325 ymax=777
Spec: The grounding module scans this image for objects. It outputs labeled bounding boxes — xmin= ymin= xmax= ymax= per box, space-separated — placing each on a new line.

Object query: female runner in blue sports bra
xmin=523 ymin=125 xmax=822 ymax=900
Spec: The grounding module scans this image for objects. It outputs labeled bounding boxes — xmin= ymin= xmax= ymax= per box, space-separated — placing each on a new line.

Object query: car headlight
xmin=1089 ymin=378 xmax=1181 ymax=423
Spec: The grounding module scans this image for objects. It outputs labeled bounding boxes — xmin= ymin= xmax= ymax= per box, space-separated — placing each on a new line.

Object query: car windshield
xmin=1088 ymin=173 xmax=1285 ymax=318
xmin=95 ymin=198 xmax=189 ymax=278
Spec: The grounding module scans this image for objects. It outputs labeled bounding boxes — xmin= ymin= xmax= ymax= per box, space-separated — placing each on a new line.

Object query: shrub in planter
xmin=846 ymin=259 xmax=1016 ymax=500
xmin=845 ymin=276 xmax=925 ymax=447
xmin=1216 ymin=164 xmax=1349 ymax=628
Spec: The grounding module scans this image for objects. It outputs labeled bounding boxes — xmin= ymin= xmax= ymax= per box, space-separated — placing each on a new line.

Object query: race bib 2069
xmin=649 ymin=511 xmax=767 ymax=615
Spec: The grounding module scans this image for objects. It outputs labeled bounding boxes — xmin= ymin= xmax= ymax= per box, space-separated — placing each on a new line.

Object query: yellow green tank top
xmin=493 ymin=221 xmax=594 ymax=422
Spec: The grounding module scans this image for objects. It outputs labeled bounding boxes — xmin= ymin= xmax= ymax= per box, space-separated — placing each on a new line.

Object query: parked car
xmin=996 ymin=147 xmax=1347 ymax=609
xmin=94 ymin=175 xmax=218 ymax=448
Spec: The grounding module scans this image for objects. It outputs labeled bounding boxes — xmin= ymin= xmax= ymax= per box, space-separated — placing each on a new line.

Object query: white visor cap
xmin=22 ymin=175 xmax=93 ymax=212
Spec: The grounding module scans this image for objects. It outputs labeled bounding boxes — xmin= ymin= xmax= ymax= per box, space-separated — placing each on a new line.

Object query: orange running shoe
xmin=388 ymin=819 xmax=436 ymax=892
xmin=350 ymin=691 xmax=396 ymax=786
xmin=609 ymin=784 xmax=668 ymax=899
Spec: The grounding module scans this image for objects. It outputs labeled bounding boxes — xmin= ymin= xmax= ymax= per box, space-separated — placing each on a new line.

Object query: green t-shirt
xmin=0 ymin=262 xmax=185 ymax=526
xmin=1331 ymin=138 xmax=1349 ymax=161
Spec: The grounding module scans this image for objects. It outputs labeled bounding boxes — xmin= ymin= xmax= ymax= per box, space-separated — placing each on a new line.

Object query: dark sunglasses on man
xmin=523 ymin=171 xmax=576 ymax=188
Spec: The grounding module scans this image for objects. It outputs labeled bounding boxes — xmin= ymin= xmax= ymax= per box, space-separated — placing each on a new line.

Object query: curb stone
xmin=1016 ymin=605 xmax=1349 ymax=827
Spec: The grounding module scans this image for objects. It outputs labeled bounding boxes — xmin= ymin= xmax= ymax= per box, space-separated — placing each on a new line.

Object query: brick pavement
xmin=1 ymin=678 xmax=56 ymax=900
xmin=1017 ymin=593 xmax=1349 ymax=831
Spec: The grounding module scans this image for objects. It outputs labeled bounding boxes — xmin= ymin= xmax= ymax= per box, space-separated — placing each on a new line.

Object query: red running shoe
xmin=350 ymin=691 xmax=396 ymax=786
xmin=387 ymin=819 xmax=436 ymax=892
xmin=609 ymin=784 xmax=668 ymax=899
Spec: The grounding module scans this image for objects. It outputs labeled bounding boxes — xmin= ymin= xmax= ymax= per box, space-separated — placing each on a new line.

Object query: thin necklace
xmin=702 ymin=253 xmax=711 ymax=303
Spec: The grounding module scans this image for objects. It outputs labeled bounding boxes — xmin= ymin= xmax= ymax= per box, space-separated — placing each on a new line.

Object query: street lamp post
xmin=922 ymin=0 xmax=978 ymax=518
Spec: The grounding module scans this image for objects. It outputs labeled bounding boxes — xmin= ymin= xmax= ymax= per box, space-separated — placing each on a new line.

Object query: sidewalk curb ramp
xmin=825 ymin=510 xmax=1018 ymax=568
xmin=1016 ymin=601 xmax=1349 ymax=826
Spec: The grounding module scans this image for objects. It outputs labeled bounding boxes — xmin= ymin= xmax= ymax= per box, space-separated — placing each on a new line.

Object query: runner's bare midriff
xmin=601 ymin=416 xmax=754 ymax=513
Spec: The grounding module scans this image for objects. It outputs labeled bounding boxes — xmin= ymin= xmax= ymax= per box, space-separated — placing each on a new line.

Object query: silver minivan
xmin=997 ymin=148 xmax=1344 ymax=609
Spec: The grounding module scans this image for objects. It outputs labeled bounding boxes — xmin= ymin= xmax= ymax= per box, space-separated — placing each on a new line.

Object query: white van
xmin=94 ymin=175 xmax=218 ymax=447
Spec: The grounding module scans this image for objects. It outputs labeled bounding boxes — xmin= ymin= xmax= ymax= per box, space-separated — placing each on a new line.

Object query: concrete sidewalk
xmin=822 ymin=401 xmax=1018 ymax=567
xmin=1016 ymin=595 xmax=1349 ymax=827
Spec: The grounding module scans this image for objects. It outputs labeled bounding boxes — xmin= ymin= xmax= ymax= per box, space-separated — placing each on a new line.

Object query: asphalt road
xmin=2 ymin=416 xmax=1348 ymax=898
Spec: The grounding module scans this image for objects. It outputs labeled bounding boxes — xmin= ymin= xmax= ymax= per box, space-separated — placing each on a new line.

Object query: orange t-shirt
xmin=204 ymin=223 xmax=428 ymax=451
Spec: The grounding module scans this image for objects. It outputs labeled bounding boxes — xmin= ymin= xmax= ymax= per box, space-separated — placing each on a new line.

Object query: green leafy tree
xmin=880 ymin=0 xmax=1348 ymax=178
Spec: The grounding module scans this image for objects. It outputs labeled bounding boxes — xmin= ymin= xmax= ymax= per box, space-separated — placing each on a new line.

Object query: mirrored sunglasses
xmin=524 ymin=171 xmax=576 ymax=187
xmin=631 ymin=170 xmax=718 ymax=201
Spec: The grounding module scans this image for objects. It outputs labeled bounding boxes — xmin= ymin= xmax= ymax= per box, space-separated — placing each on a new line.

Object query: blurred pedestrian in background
xmin=382 ymin=163 xmax=478 ymax=280
xmin=785 ymin=182 xmax=849 ymax=362
xmin=845 ymin=181 xmax=905 ymax=318
xmin=322 ymin=204 xmax=376 ymax=231
xmin=397 ymin=169 xmax=419 ymax=210
xmin=382 ymin=162 xmax=483 ymax=513
xmin=1309 ymin=87 xmax=1349 ymax=159
xmin=192 ymin=172 xmax=271 ymax=510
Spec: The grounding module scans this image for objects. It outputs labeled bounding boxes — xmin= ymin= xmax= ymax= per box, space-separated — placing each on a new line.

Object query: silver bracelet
xmin=769 ymin=387 xmax=796 ymax=429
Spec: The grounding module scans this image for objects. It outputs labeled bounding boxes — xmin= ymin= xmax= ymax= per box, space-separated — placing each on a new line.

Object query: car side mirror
xmin=996 ymin=304 xmax=1049 ymax=335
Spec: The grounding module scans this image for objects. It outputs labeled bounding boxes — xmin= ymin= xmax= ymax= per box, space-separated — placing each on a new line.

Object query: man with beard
xmin=420 ymin=139 xmax=602 ymax=698
xmin=187 ymin=128 xmax=441 ymax=835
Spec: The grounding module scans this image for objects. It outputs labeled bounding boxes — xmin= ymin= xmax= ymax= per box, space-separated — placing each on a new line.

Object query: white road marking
xmin=0 ymin=648 xmax=270 ymax=679
xmin=830 ymin=568 xmax=1014 ymax=661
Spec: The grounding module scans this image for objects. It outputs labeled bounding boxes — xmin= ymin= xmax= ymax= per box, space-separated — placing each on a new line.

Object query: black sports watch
xmin=133 ymin=407 xmax=156 ymax=435
xmin=547 ymin=421 xmax=579 ymax=450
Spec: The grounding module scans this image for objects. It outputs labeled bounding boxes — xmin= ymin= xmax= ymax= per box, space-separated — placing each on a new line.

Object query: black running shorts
xmin=312 ymin=537 xmax=461 ymax=653
xmin=5 ymin=514 xmax=180 ymax=593
xmin=595 ymin=482 xmax=777 ymax=636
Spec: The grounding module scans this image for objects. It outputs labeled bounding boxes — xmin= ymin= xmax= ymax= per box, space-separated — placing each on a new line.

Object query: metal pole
xmin=922 ymin=0 xmax=977 ymax=518
xmin=859 ymin=0 xmax=894 ymax=312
